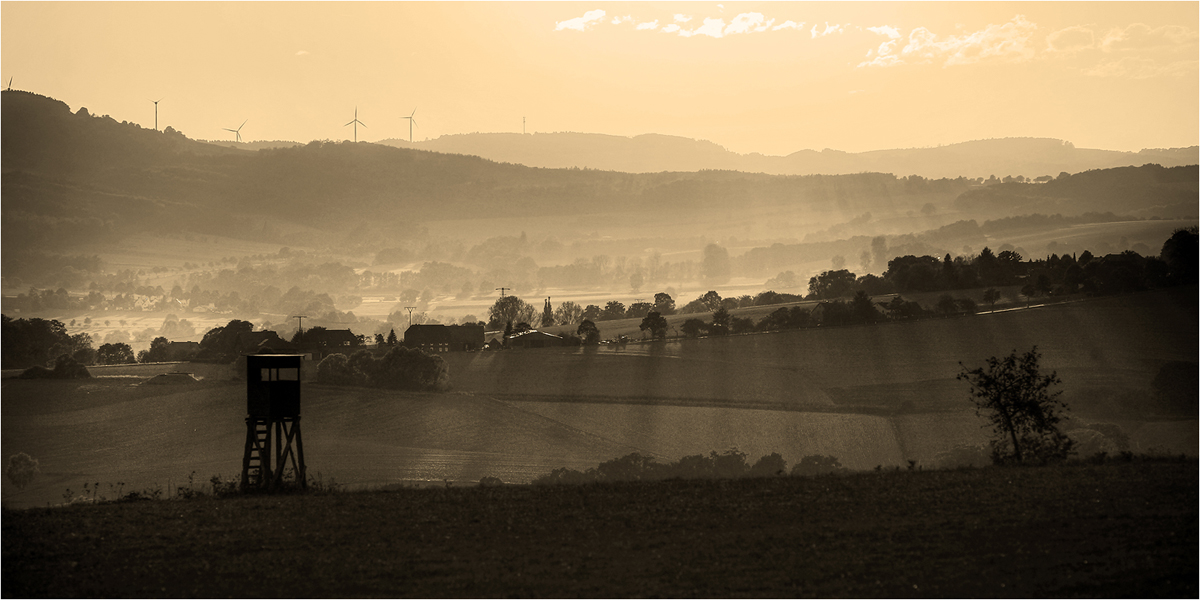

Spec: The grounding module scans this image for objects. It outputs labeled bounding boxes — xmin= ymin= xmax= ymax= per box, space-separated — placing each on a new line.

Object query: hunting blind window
xmin=260 ymin=367 xmax=299 ymax=382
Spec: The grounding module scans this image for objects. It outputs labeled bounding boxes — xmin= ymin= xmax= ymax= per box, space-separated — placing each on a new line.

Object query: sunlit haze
xmin=3 ymin=1 xmax=1197 ymax=154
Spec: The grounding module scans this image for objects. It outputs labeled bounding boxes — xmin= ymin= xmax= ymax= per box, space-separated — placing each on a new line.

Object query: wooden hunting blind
xmin=242 ymin=354 xmax=306 ymax=491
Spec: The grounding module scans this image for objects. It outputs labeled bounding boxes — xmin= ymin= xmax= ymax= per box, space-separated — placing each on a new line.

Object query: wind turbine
xmin=402 ymin=108 xmax=417 ymax=143
xmin=223 ymin=119 xmax=248 ymax=143
xmin=149 ymin=98 xmax=163 ymax=131
xmin=345 ymin=107 xmax=366 ymax=142
xmin=5 ymin=77 xmax=11 ymax=91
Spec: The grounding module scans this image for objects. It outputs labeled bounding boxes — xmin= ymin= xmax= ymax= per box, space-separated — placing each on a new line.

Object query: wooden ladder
xmin=242 ymin=419 xmax=271 ymax=490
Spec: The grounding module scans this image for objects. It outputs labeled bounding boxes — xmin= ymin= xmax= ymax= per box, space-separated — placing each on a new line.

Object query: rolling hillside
xmin=5 ymin=90 xmax=1195 ymax=261
xmin=2 ymin=288 xmax=1194 ymax=509
xmin=378 ymin=132 xmax=1199 ymax=179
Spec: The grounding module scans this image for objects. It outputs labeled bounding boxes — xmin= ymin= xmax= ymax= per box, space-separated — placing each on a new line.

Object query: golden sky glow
xmin=2 ymin=2 xmax=1196 ymax=154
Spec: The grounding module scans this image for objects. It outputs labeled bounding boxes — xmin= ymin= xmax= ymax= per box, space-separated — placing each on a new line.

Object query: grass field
xmin=2 ymin=288 xmax=1194 ymax=512
xmin=3 ymin=460 xmax=1196 ymax=597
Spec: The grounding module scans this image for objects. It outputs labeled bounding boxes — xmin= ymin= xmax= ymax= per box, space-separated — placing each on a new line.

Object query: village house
xmin=404 ymin=323 xmax=485 ymax=353
xmin=506 ymin=329 xmax=565 ymax=349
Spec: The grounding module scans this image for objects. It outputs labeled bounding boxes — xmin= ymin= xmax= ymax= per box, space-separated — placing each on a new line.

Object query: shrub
xmin=316 ymin=353 xmax=365 ymax=386
xmin=932 ymin=444 xmax=991 ymax=469
xmin=532 ymin=467 xmax=591 ymax=486
xmin=316 ymin=347 xmax=449 ymax=391
xmin=478 ymin=476 xmax=504 ymax=487
xmin=17 ymin=354 xmax=91 ymax=379
xmin=710 ymin=448 xmax=748 ymax=478
xmin=681 ymin=318 xmax=708 ymax=338
xmin=748 ymin=452 xmax=788 ymax=477
xmin=791 ymin=455 xmax=847 ymax=476
xmin=5 ymin=452 xmax=40 ymax=489
xmin=596 ymin=453 xmax=659 ymax=482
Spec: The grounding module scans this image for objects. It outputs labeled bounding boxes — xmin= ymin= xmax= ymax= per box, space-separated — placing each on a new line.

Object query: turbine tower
xmin=150 ymin=98 xmax=163 ymax=131
xmin=345 ymin=107 xmax=367 ymax=142
xmin=6 ymin=77 xmax=11 ymax=91
xmin=223 ymin=119 xmax=248 ymax=143
xmin=402 ymin=109 xmax=418 ymax=143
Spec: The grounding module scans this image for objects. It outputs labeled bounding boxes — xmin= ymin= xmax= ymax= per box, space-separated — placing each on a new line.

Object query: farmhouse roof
xmin=302 ymin=328 xmax=358 ymax=347
xmin=235 ymin=330 xmax=291 ymax=353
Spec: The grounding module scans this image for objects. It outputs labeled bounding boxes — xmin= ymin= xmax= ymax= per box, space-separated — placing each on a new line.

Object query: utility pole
xmin=292 ymin=315 xmax=307 ymax=344
xmin=404 ymin=306 xmax=416 ymax=329
xmin=523 ymin=117 xmax=526 ymax=135
xmin=495 ymin=287 xmax=511 ymax=298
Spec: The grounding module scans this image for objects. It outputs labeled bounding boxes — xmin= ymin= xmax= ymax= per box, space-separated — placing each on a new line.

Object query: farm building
xmin=507 ymin=329 xmax=565 ymax=349
xmin=235 ymin=331 xmax=294 ymax=354
xmin=299 ymin=329 xmax=361 ymax=359
xmin=404 ymin=324 xmax=485 ymax=353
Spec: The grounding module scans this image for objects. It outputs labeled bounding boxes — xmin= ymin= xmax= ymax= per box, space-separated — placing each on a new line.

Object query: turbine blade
xmin=345 ymin=120 xmax=355 ymax=126
xmin=239 ymin=119 xmax=248 ymax=130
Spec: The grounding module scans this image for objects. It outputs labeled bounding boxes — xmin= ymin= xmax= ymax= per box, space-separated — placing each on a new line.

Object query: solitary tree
xmin=555 ymin=301 xmax=583 ymax=325
xmin=5 ymin=452 xmax=39 ymax=490
xmin=982 ymin=287 xmax=1001 ymax=311
xmin=96 ymin=342 xmax=135 ymax=365
xmin=577 ymin=320 xmax=601 ymax=345
xmin=957 ymin=346 xmax=1073 ymax=464
xmin=653 ymin=292 xmax=676 ymax=315
xmin=639 ymin=311 xmax=668 ymax=339
xmin=488 ymin=296 xmax=535 ymax=329
xmin=541 ymin=298 xmax=555 ymax=327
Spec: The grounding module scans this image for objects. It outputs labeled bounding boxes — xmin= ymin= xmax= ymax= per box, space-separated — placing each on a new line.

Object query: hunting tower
xmin=242 ymin=354 xmax=307 ymax=491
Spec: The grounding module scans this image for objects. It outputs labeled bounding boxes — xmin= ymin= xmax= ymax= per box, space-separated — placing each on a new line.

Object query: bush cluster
xmin=532 ymin=450 xmax=847 ymax=485
xmin=317 ymin=346 xmax=449 ymax=391
xmin=17 ymin=354 xmax=91 ymax=379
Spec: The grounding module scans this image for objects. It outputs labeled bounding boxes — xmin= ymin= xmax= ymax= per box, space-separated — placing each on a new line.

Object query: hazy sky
xmin=3 ymin=2 xmax=1196 ymax=154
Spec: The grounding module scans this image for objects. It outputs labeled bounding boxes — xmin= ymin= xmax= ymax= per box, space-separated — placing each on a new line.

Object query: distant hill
xmin=0 ymin=91 xmax=973 ymax=253
xmin=2 ymin=90 xmax=1194 ymax=257
xmin=956 ymin=164 xmax=1199 ymax=219
xmin=378 ymin=133 xmax=1199 ymax=179
xmin=203 ymin=140 xmax=303 ymax=151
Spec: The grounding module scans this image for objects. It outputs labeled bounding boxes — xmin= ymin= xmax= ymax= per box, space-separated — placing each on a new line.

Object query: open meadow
xmin=2 ymin=287 xmax=1195 ymax=511
xmin=3 ymin=460 xmax=1196 ymax=597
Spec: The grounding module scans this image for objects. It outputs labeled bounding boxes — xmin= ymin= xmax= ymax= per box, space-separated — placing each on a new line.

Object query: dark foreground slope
xmin=4 ymin=460 xmax=1195 ymax=598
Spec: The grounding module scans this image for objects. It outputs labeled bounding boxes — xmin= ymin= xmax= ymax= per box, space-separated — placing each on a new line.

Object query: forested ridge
xmin=10 ymin=89 xmax=1194 ymax=260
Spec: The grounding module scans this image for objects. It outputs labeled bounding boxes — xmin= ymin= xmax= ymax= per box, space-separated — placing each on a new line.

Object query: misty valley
xmin=2 ymin=89 xmax=1197 ymax=597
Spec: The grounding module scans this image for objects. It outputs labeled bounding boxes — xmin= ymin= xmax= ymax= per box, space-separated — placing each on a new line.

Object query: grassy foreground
xmin=3 ymin=460 xmax=1196 ymax=598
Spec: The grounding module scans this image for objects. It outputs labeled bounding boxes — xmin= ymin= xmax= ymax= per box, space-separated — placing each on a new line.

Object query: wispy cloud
xmin=679 ymin=17 xmax=726 ymax=39
xmin=554 ymin=10 xmax=817 ymax=40
xmin=811 ymin=22 xmax=847 ymax=39
xmin=555 ymin=9 xmax=606 ymax=32
xmin=726 ymin=13 xmax=774 ymax=35
xmin=859 ymin=14 xmax=1037 ymax=68
xmin=1100 ymin=23 xmax=1198 ymax=52
xmin=1085 ymin=57 xmax=1198 ymax=79
xmin=295 ymin=50 xmax=310 ymax=56
xmin=866 ymin=25 xmax=901 ymax=39
xmin=1045 ymin=25 xmax=1095 ymax=54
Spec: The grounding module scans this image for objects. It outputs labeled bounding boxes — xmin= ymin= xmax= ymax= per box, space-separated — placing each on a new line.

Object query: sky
xmin=2 ymin=2 xmax=1197 ymax=155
